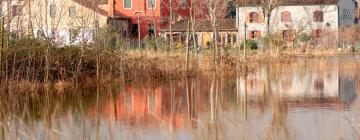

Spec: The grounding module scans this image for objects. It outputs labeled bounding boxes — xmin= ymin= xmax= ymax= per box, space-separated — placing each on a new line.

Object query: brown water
xmin=1 ymin=56 xmax=360 ymax=140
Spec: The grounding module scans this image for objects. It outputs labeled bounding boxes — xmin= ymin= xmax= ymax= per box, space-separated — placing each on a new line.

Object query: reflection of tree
xmin=200 ymin=73 xmax=228 ymax=140
xmin=209 ymin=75 xmax=218 ymax=140
xmin=263 ymin=62 xmax=291 ymax=140
xmin=265 ymin=96 xmax=290 ymax=140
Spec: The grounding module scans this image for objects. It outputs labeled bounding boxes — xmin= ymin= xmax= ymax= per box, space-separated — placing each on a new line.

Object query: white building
xmin=236 ymin=0 xmax=357 ymax=42
xmin=0 ymin=0 xmax=110 ymax=46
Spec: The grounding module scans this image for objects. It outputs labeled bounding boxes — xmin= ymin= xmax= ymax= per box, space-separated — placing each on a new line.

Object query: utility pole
xmin=136 ymin=0 xmax=141 ymax=48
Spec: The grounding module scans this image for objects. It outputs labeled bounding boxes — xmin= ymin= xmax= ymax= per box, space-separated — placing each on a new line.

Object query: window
xmin=124 ymin=0 xmax=132 ymax=9
xmin=281 ymin=11 xmax=291 ymax=22
xmin=148 ymin=0 xmax=156 ymax=9
xmin=69 ymin=6 xmax=76 ymax=17
xmin=232 ymin=34 xmax=237 ymax=44
xmin=227 ymin=34 xmax=232 ymax=44
xmin=11 ymin=5 xmax=21 ymax=16
xmin=227 ymin=1 xmax=236 ymax=19
xmin=130 ymin=24 xmax=138 ymax=36
xmin=36 ymin=30 xmax=45 ymax=38
xmin=69 ymin=29 xmax=78 ymax=42
xmin=313 ymin=10 xmax=323 ymax=22
xmin=283 ymin=30 xmax=292 ymax=41
xmin=314 ymin=79 xmax=324 ymax=91
xmin=249 ymin=12 xmax=260 ymax=23
xmin=148 ymin=24 xmax=155 ymax=36
xmin=50 ymin=4 xmax=56 ymax=17
xmin=180 ymin=0 xmax=187 ymax=9
xmin=312 ymin=29 xmax=324 ymax=38
xmin=248 ymin=30 xmax=261 ymax=39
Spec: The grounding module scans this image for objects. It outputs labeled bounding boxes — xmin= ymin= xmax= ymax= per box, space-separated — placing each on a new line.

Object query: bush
xmin=240 ymin=40 xmax=258 ymax=50
xmin=297 ymin=33 xmax=311 ymax=42
xmin=259 ymin=34 xmax=286 ymax=49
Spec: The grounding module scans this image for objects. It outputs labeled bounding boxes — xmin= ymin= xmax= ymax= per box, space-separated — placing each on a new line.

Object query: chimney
xmin=108 ymin=0 xmax=115 ymax=17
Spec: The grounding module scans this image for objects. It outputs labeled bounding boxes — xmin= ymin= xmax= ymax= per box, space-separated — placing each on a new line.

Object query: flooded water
xmin=1 ymin=56 xmax=360 ymax=140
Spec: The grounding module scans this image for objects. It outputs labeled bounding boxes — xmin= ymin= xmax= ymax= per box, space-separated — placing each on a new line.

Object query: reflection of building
xmin=339 ymin=76 xmax=357 ymax=104
xmin=240 ymin=60 xmax=340 ymax=98
xmin=88 ymin=83 xmax=198 ymax=130
xmin=86 ymin=60 xmax=359 ymax=133
xmin=242 ymin=60 xmax=360 ymax=108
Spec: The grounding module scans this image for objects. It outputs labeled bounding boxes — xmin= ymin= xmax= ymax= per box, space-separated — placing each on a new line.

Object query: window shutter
xmin=312 ymin=30 xmax=317 ymax=37
xmin=248 ymin=31 xmax=254 ymax=39
xmin=255 ymin=31 xmax=261 ymax=38
xmin=314 ymin=11 xmax=324 ymax=22
xmin=312 ymin=29 xmax=323 ymax=38
xmin=259 ymin=13 xmax=265 ymax=23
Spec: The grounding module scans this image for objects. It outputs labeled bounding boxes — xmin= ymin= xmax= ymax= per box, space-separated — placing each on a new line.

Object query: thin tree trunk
xmin=189 ymin=0 xmax=198 ymax=53
xmin=27 ymin=0 xmax=34 ymax=38
xmin=0 ymin=18 xmax=3 ymax=81
xmin=169 ymin=0 xmax=173 ymax=52
xmin=44 ymin=0 xmax=50 ymax=84
xmin=5 ymin=0 xmax=11 ymax=89
xmin=76 ymin=19 xmax=86 ymax=81
xmin=94 ymin=0 xmax=100 ymax=84
xmin=212 ymin=17 xmax=218 ymax=71
xmin=243 ymin=23 xmax=246 ymax=62
xmin=45 ymin=43 xmax=49 ymax=84
xmin=150 ymin=6 xmax=158 ymax=51
xmin=186 ymin=20 xmax=190 ymax=71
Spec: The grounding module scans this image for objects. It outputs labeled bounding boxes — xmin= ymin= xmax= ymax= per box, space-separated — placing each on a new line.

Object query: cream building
xmin=1 ymin=0 xmax=110 ymax=45
xmin=236 ymin=0 xmax=357 ymax=42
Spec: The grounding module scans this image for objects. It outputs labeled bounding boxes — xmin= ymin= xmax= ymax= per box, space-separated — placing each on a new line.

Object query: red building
xmin=107 ymin=0 xmax=193 ymax=38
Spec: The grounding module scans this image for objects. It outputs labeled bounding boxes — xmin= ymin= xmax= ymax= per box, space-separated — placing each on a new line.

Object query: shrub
xmin=260 ymin=34 xmax=286 ymax=49
xmin=240 ymin=40 xmax=258 ymax=50
xmin=297 ymin=33 xmax=311 ymax=42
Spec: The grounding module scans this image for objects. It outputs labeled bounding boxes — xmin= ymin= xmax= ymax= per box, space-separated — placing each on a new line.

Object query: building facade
xmin=108 ymin=0 xmax=194 ymax=39
xmin=236 ymin=0 xmax=357 ymax=43
xmin=1 ymin=0 xmax=109 ymax=45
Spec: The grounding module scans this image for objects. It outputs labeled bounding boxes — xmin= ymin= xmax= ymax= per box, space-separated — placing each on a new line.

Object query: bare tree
xmin=260 ymin=0 xmax=278 ymax=34
xmin=202 ymin=0 xmax=232 ymax=69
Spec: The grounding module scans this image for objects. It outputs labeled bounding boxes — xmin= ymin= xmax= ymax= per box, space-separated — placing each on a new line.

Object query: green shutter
xmin=124 ymin=0 xmax=132 ymax=8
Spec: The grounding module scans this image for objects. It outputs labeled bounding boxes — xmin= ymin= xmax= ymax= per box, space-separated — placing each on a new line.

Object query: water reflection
xmin=0 ymin=57 xmax=360 ymax=140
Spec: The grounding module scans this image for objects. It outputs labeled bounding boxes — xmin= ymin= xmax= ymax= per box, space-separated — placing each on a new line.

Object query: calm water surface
xmin=1 ymin=57 xmax=360 ymax=140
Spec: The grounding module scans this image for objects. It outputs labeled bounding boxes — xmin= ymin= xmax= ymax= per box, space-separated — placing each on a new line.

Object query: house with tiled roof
xmin=235 ymin=0 xmax=358 ymax=45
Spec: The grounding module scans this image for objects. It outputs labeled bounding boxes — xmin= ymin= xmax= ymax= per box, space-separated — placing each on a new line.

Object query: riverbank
xmin=1 ymin=40 xmax=359 ymax=93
